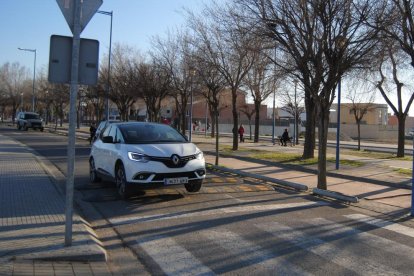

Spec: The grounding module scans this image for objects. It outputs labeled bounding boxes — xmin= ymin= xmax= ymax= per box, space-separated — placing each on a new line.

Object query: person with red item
xmin=238 ymin=124 xmax=245 ymax=142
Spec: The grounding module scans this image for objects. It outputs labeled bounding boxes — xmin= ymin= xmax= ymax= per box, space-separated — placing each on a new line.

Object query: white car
xmin=89 ymin=122 xmax=206 ymax=199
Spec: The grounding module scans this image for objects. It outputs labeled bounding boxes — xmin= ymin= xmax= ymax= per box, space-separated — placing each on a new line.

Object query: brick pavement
xmin=0 ymin=134 xmax=109 ymax=275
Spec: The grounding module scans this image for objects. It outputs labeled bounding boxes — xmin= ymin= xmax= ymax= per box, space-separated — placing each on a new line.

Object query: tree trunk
xmin=317 ymin=105 xmax=330 ymax=190
xmin=303 ymin=95 xmax=316 ymax=158
xmin=357 ymin=120 xmax=361 ymax=151
xmin=397 ymin=115 xmax=406 ymax=157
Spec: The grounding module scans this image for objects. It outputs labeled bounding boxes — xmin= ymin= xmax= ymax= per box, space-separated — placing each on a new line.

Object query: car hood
xmin=125 ymin=143 xmax=201 ymax=157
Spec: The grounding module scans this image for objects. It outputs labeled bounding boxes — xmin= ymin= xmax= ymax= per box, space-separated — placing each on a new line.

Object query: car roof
xmin=112 ymin=121 xmax=164 ymax=127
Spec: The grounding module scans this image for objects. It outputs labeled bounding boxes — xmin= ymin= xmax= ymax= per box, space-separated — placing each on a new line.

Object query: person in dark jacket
xmin=280 ymin=128 xmax=290 ymax=146
xmin=89 ymin=123 xmax=97 ymax=144
xmin=238 ymin=124 xmax=245 ymax=142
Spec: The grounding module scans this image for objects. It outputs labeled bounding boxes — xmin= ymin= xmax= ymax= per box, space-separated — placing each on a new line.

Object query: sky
xmin=0 ymin=0 xmax=207 ymax=71
xmin=1 ymin=0 xmax=413 ymax=117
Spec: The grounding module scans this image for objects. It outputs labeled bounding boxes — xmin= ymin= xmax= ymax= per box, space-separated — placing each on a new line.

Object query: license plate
xmin=164 ymin=177 xmax=188 ymax=185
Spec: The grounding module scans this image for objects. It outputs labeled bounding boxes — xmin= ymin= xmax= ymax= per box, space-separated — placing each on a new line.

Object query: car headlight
xmin=128 ymin=152 xmax=150 ymax=163
xmin=195 ymin=151 xmax=204 ymax=160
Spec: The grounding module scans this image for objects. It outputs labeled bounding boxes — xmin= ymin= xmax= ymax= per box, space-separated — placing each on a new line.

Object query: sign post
xmin=56 ymin=0 xmax=102 ymax=246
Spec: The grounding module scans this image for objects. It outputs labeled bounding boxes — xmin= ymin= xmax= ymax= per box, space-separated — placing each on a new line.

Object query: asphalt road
xmin=3 ymin=126 xmax=414 ymax=275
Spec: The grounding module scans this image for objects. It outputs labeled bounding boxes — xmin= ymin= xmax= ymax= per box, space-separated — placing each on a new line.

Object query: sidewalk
xmin=0 ymin=134 xmax=106 ymax=269
xmin=192 ymin=135 xmax=413 ymax=219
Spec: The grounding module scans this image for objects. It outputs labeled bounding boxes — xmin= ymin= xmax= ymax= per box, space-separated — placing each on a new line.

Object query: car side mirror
xmin=102 ymin=136 xmax=114 ymax=143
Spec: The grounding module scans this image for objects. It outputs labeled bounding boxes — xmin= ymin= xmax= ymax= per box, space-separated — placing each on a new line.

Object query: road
xmin=3 ymin=126 xmax=414 ymax=275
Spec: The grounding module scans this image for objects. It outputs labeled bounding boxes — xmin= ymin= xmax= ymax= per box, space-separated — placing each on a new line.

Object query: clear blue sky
xmin=0 ymin=0 xmax=207 ymax=72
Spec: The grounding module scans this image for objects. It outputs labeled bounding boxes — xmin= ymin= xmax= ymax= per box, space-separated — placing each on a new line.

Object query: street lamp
xmin=97 ymin=10 xmax=113 ymax=121
xmin=335 ymin=79 xmax=341 ymax=170
xmin=189 ymin=69 xmax=196 ymax=142
xmin=294 ymin=79 xmax=298 ymax=145
xmin=17 ymin=47 xmax=36 ymax=112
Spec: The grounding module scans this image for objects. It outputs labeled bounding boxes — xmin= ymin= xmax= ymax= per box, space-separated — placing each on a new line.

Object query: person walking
xmin=89 ymin=122 xmax=97 ymax=144
xmin=238 ymin=124 xmax=245 ymax=142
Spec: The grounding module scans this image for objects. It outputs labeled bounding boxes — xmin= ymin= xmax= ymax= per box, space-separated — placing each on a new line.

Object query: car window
xmin=119 ymin=124 xmax=186 ymax=144
xmin=102 ymin=125 xmax=112 ymax=137
xmin=114 ymin=127 xmax=124 ymax=143
xmin=23 ymin=113 xmax=40 ymax=120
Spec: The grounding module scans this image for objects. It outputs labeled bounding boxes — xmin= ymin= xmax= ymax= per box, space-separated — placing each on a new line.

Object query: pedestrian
xmin=238 ymin=124 xmax=245 ymax=142
xmin=280 ymin=128 xmax=290 ymax=146
xmin=89 ymin=122 xmax=96 ymax=144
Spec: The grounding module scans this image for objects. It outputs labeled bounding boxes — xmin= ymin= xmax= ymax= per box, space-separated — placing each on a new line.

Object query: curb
xmin=312 ymin=188 xmax=359 ymax=203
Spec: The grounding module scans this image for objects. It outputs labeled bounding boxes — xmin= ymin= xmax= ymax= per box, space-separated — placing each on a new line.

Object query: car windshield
xmin=24 ymin=114 xmax=40 ymax=120
xmin=119 ymin=123 xmax=187 ymax=144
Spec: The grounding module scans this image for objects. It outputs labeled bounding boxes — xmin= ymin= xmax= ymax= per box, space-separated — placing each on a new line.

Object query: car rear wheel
xmin=89 ymin=158 xmax=101 ymax=183
xmin=185 ymin=180 xmax=202 ymax=193
xmin=115 ymin=163 xmax=132 ymax=199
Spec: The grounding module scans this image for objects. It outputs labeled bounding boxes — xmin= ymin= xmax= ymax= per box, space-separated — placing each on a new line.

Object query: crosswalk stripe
xmin=202 ymin=229 xmax=312 ymax=275
xmin=344 ymin=214 xmax=414 ymax=238
xmin=308 ymin=217 xmax=414 ymax=261
xmin=110 ymin=201 xmax=328 ymax=226
xmin=136 ymin=235 xmax=215 ymax=276
xmin=256 ymin=221 xmax=405 ymax=276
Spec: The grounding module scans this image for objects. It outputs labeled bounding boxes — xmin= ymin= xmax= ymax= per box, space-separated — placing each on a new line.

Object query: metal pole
xmin=272 ymin=90 xmax=276 ymax=145
xmin=65 ymin=0 xmax=81 ymax=246
xmin=189 ymin=80 xmax=193 ymax=142
xmin=17 ymin=48 xmax=36 ymax=112
xmin=97 ymin=10 xmax=113 ymax=121
xmin=335 ymin=78 xmax=341 ymax=170
xmin=294 ymin=80 xmax=297 ymax=145
xmin=411 ymin=135 xmax=414 ymax=216
xmin=205 ymin=100 xmax=208 ymax=138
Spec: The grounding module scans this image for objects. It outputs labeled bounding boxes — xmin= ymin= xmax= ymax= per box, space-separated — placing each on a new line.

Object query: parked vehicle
xmin=16 ymin=112 xmax=44 ymax=131
xmin=89 ymin=122 xmax=206 ymax=199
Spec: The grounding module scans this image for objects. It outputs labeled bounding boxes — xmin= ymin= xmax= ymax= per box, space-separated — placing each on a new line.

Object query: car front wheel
xmin=115 ymin=163 xmax=131 ymax=199
xmin=185 ymin=180 xmax=202 ymax=193
xmin=89 ymin=158 xmax=101 ymax=183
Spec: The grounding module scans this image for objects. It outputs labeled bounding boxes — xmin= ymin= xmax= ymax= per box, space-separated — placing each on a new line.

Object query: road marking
xmin=256 ymin=220 xmax=405 ymax=276
xmin=110 ymin=201 xmax=329 ymax=226
xmin=345 ymin=213 xmax=414 ymax=238
xmin=202 ymin=229 xmax=311 ymax=275
xmin=136 ymin=234 xmax=215 ymax=276
xmin=308 ymin=217 xmax=414 ymax=260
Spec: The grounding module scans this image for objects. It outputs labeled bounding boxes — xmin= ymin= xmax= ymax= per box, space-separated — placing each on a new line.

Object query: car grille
xmin=31 ymin=122 xmax=42 ymax=127
xmin=152 ymin=171 xmax=197 ymax=181
xmin=149 ymin=155 xmax=197 ymax=168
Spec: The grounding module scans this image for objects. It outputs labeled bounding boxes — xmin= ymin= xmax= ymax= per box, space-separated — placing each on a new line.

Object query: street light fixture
xmin=97 ymin=10 xmax=113 ymax=121
xmin=17 ymin=47 xmax=36 ymax=112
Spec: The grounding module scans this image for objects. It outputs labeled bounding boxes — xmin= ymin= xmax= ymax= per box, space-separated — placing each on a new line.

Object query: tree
xmin=0 ymin=62 xmax=30 ymax=124
xmin=375 ymin=42 xmax=414 ymax=156
xmin=239 ymin=104 xmax=255 ymax=140
xmin=189 ymin=2 xmax=256 ymax=150
xmin=345 ymin=79 xmax=376 ymax=150
xmin=234 ymin=0 xmax=379 ymax=189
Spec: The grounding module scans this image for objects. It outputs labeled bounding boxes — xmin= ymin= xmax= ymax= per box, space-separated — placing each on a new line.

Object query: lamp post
xmin=272 ymin=88 xmax=276 ymax=145
xmin=20 ymin=92 xmax=23 ymax=112
xmin=17 ymin=47 xmax=36 ymax=112
xmin=97 ymin=10 xmax=113 ymax=121
xmin=189 ymin=69 xmax=195 ymax=142
xmin=294 ymin=79 xmax=298 ymax=145
xmin=335 ymin=79 xmax=341 ymax=170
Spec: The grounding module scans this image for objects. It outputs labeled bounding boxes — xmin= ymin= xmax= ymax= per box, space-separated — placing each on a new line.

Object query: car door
xmin=104 ymin=125 xmax=119 ymax=178
xmin=96 ymin=125 xmax=114 ymax=176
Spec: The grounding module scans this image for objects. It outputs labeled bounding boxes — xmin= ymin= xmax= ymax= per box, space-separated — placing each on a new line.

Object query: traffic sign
xmin=56 ymin=0 xmax=102 ymax=34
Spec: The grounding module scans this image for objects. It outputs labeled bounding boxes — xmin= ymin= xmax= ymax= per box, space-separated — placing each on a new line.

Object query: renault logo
xmin=171 ymin=154 xmax=180 ymax=165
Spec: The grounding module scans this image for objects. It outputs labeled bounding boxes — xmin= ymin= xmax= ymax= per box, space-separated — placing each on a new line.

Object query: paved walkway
xmin=0 ymin=134 xmax=109 ymax=275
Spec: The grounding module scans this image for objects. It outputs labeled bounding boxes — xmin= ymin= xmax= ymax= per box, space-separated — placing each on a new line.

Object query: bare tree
xmin=0 ymin=62 xmax=30 ymax=124
xmin=151 ymin=30 xmax=196 ymax=134
xmin=239 ymin=104 xmax=255 ymax=140
xmin=345 ymin=79 xmax=376 ymax=150
xmin=234 ymin=0 xmax=379 ymax=189
xmin=376 ymin=42 xmax=414 ymax=156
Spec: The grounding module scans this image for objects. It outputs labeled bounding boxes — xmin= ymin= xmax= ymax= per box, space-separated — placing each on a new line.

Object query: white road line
xmin=345 ymin=214 xmax=414 ymax=238
xmin=257 ymin=221 xmax=405 ymax=276
xmin=136 ymin=234 xmax=215 ymax=276
xmin=308 ymin=217 xmax=414 ymax=260
xmin=110 ymin=201 xmax=329 ymax=226
xmin=202 ymin=229 xmax=313 ymax=275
